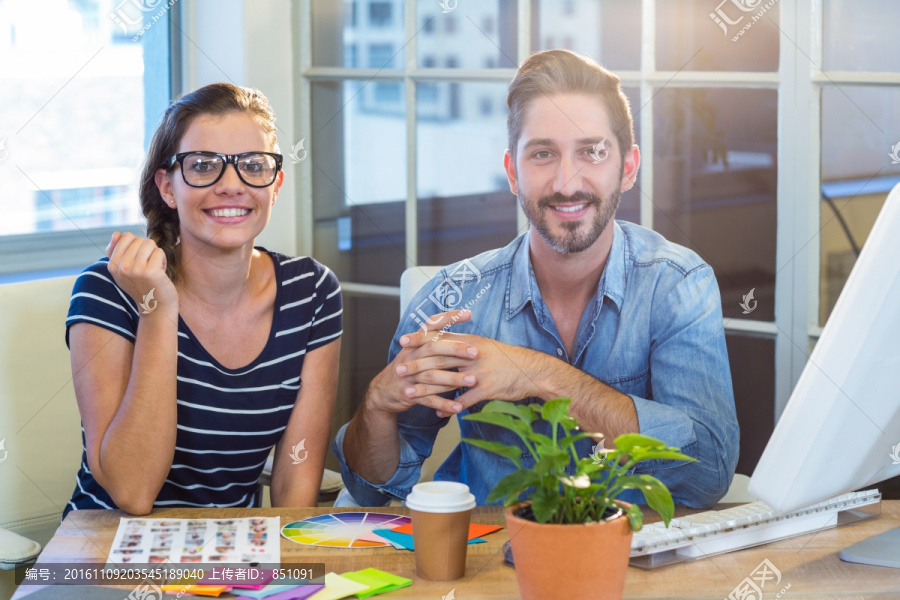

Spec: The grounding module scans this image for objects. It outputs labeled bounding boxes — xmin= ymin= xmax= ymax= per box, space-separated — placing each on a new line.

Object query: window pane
xmin=311 ymin=80 xmax=408 ymax=286
xmin=416 ymin=0 xmax=518 ymax=69
xmin=0 ymin=0 xmax=171 ymax=236
xmin=819 ymin=85 xmax=900 ymax=326
xmin=727 ymin=333 xmax=774 ymax=475
xmin=656 ymin=0 xmax=779 ymax=72
xmin=313 ymin=0 xmax=405 ymax=68
xmin=653 ymin=88 xmax=778 ymax=322
xmin=824 ymin=0 xmax=900 ymax=72
xmin=368 ymin=1 xmax=395 ymax=28
xmin=368 ymin=43 xmax=399 ymax=69
xmin=533 ymin=0 xmax=641 ymax=71
xmin=416 ymin=81 xmax=517 ymax=265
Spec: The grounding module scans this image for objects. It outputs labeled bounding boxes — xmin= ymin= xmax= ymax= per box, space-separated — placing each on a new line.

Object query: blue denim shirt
xmin=333 ymin=221 xmax=740 ymax=508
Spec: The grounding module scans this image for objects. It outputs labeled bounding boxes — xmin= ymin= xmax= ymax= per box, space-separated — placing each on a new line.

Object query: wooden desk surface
xmin=11 ymin=502 xmax=900 ymax=600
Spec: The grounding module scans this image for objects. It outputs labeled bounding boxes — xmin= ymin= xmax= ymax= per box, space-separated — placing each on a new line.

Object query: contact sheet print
xmin=107 ymin=517 xmax=281 ymax=565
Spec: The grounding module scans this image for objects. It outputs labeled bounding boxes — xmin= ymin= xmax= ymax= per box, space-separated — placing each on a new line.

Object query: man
xmin=333 ymin=49 xmax=739 ymax=508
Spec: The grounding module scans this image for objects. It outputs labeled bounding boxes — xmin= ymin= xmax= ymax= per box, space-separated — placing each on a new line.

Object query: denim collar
xmin=506 ymin=221 xmax=627 ymax=321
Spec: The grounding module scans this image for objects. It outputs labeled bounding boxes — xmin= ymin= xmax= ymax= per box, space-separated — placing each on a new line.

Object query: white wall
xmin=183 ymin=0 xmax=299 ymax=256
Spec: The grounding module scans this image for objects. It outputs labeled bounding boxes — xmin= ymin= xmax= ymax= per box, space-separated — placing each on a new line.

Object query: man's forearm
xmin=531 ymin=353 xmax=638 ymax=439
xmin=343 ymin=388 xmax=403 ymax=485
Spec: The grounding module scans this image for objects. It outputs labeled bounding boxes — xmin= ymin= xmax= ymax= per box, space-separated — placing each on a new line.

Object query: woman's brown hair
xmin=139 ymin=82 xmax=279 ymax=282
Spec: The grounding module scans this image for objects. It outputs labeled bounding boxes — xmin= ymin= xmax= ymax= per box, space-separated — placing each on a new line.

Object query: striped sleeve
xmin=307 ymin=262 xmax=342 ymax=351
xmin=65 ymin=259 xmax=139 ymax=347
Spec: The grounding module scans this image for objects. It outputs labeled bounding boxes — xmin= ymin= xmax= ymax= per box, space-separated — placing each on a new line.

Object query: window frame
xmin=294 ymin=0 xmax=899 ymax=421
xmin=0 ymin=6 xmax=182 ymax=281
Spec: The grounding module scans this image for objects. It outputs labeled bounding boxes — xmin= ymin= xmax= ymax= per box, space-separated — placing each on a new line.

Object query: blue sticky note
xmin=371 ymin=529 xmax=413 ymax=550
xmin=371 ymin=529 xmax=485 ymax=550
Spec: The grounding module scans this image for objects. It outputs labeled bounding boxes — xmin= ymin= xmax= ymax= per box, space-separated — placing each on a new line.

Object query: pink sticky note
xmin=356 ymin=531 xmax=392 ymax=544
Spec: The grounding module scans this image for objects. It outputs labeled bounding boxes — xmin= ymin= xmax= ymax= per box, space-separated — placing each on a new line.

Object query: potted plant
xmin=462 ymin=398 xmax=695 ymax=600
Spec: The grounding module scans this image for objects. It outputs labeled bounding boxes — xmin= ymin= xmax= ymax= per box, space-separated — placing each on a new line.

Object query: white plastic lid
xmin=404 ymin=481 xmax=476 ymax=513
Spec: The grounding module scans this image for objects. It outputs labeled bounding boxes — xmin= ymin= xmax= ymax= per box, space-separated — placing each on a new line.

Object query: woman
xmin=63 ymin=83 xmax=341 ymax=516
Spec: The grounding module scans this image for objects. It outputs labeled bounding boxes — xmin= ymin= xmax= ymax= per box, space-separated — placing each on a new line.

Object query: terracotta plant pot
xmin=504 ymin=502 xmax=633 ymax=600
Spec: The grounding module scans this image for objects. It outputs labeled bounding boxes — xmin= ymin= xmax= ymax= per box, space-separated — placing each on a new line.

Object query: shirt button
xmin=556 ymin=348 xmax=563 ymax=357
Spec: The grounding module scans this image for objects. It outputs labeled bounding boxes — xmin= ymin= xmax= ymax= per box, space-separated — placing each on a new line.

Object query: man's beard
xmin=520 ymin=186 xmax=622 ymax=255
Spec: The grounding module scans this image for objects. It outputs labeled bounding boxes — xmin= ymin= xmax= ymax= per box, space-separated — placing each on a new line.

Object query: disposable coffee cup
xmin=406 ymin=481 xmax=476 ymax=581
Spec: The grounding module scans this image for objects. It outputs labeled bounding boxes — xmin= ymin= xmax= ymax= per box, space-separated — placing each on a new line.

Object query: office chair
xmin=0 ymin=275 xmax=81 ymax=571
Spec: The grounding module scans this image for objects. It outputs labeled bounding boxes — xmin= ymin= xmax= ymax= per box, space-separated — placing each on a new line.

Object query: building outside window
xmin=0 ymin=0 xmax=176 ymax=277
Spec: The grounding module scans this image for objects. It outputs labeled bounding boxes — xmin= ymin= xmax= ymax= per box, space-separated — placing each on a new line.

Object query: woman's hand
xmin=106 ymin=232 xmax=178 ymax=316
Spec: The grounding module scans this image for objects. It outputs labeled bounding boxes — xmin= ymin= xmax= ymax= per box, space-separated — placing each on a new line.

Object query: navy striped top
xmin=62 ymin=248 xmax=342 ymax=518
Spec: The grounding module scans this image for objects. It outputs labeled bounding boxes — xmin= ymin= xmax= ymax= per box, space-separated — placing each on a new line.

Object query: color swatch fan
xmin=281 ymin=512 xmax=411 ymax=548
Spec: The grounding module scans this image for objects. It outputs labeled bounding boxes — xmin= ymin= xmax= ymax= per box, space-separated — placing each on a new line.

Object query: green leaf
xmin=525 ymin=430 xmax=555 ymax=448
xmin=485 ymin=469 xmax=541 ymax=505
xmin=625 ymin=502 xmax=644 ymax=532
xmin=527 ymin=430 xmax=553 ymax=446
xmin=630 ymin=448 xmax=697 ymax=464
xmin=583 ymin=483 xmax=605 ymax=496
xmin=533 ymin=447 xmax=569 ymax=472
xmin=531 ymin=487 xmax=562 ymax=523
xmin=613 ymin=433 xmax=668 ymax=453
xmin=540 ymin=398 xmax=571 ymax=431
xmin=462 ymin=410 xmax=531 ymax=438
xmin=481 ymin=401 xmax=537 ymax=425
xmin=614 ymin=474 xmax=675 ymax=526
xmin=460 ymin=438 xmax=523 ymax=468
xmin=558 ymin=415 xmax=579 ymax=432
xmin=579 ymin=460 xmax=611 ymax=476
xmin=559 ymin=432 xmax=595 ymax=449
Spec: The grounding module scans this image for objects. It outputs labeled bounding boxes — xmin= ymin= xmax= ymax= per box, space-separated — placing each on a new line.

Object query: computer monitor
xmin=748 ymin=181 xmax=900 ymax=567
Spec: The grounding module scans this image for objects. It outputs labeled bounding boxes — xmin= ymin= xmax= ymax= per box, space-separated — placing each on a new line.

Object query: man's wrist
xmin=527 ymin=348 xmax=563 ymax=401
xmin=362 ymin=381 xmax=398 ymax=423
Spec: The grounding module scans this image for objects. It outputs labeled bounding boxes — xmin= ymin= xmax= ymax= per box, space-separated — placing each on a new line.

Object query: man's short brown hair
xmin=506 ymin=49 xmax=634 ymax=162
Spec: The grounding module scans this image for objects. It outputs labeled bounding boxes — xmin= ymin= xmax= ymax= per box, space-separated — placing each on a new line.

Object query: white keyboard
xmin=630 ymin=490 xmax=882 ymax=569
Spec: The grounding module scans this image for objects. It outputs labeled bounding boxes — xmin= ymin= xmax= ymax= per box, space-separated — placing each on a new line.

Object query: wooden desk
xmin=11 ymin=502 xmax=900 ymax=600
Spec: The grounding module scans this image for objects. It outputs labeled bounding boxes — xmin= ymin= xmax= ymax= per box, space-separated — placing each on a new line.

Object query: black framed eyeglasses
xmin=168 ymin=151 xmax=283 ymax=188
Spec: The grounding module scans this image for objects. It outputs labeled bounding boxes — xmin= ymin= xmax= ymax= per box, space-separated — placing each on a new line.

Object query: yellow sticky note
xmin=306 ymin=572 xmax=371 ymax=600
xmin=343 ymin=568 xmax=412 ymax=598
